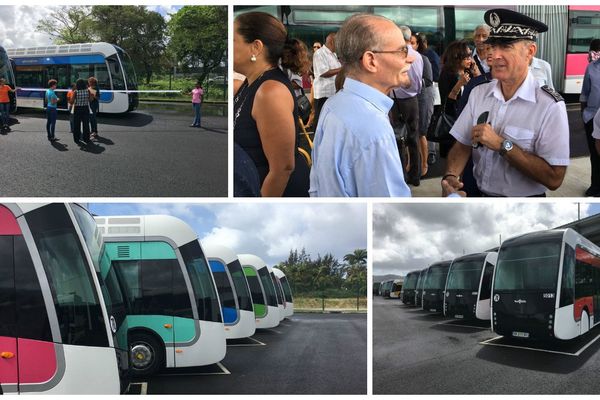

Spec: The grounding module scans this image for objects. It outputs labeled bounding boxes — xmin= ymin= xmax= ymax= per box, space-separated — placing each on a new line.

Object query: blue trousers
xmin=0 ymin=102 xmax=10 ymax=127
xmin=192 ymin=103 xmax=201 ymax=126
xmin=46 ymin=107 xmax=57 ymax=139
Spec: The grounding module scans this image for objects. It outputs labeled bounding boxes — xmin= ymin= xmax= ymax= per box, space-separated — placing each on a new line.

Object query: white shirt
xmin=450 ymin=71 xmax=570 ymax=197
xmin=530 ymin=57 xmax=554 ymax=90
xmin=312 ymin=45 xmax=341 ymax=99
xmin=473 ymin=50 xmax=490 ymax=74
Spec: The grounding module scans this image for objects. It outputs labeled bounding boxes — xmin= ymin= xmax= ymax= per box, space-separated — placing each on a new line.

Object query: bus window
xmin=568 ymin=10 xmax=600 ymax=53
xmin=479 ymin=262 xmax=494 ymax=301
xmin=15 ymin=66 xmax=45 ymax=88
xmin=179 ymin=241 xmax=222 ymax=323
xmin=0 ymin=236 xmax=16 ymax=338
xmin=280 ymin=276 xmax=293 ymax=303
xmin=117 ymin=48 xmax=138 ymax=89
xmin=258 ymin=268 xmax=278 ymax=307
xmin=560 ymin=245 xmax=575 ymax=307
xmin=495 ymin=241 xmax=561 ymax=291
xmin=454 ymin=8 xmax=488 ymax=40
xmin=107 ymin=55 xmax=125 ymax=90
xmin=209 ymin=260 xmax=237 ymax=310
xmin=70 ymin=64 xmax=91 ymax=83
xmin=25 ymin=204 xmax=108 ymax=347
xmin=94 ymin=62 xmax=111 ymax=91
xmin=228 ymin=260 xmax=253 ymax=312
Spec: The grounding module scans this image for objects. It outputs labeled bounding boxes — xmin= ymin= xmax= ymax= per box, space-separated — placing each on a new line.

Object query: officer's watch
xmin=499 ymin=139 xmax=513 ymax=157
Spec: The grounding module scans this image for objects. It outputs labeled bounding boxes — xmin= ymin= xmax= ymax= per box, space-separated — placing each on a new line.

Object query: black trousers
xmin=392 ymin=96 xmax=420 ymax=182
xmin=73 ymin=106 xmax=90 ymax=143
xmin=585 ymin=119 xmax=600 ymax=190
xmin=313 ymin=97 xmax=328 ymax=132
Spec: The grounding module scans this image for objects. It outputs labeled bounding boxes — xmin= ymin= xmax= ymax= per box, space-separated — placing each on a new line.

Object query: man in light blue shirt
xmin=309 ymin=14 xmax=413 ymax=197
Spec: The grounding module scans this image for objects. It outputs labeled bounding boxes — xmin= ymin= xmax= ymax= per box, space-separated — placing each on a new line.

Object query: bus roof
xmin=238 ymin=253 xmax=267 ymax=271
xmin=7 ymin=42 xmax=119 ymax=58
xmin=501 ymin=229 xmax=567 ymax=248
xmin=272 ymin=267 xmax=286 ymax=280
xmin=203 ymin=243 xmax=238 ymax=265
xmin=95 ymin=214 xmax=198 ymax=247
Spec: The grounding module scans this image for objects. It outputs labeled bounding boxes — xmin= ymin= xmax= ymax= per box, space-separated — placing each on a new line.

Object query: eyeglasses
xmin=369 ymin=46 xmax=409 ymax=57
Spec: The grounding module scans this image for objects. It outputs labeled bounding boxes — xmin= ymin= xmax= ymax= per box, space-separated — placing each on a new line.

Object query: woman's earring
xmin=251 ymin=54 xmax=257 ymax=62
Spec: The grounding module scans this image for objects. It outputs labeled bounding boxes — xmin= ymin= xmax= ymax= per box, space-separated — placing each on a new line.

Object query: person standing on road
xmin=72 ymin=78 xmax=91 ymax=145
xmin=67 ymin=83 xmax=76 ymax=133
xmin=88 ymin=77 xmax=100 ymax=139
xmin=0 ymin=78 xmax=16 ymax=133
xmin=190 ymin=82 xmax=204 ymax=128
xmin=45 ymin=79 xmax=59 ymax=141
xmin=443 ymin=9 xmax=570 ymax=197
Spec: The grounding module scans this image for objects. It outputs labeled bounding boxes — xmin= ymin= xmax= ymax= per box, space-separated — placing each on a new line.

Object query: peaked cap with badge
xmin=484 ymin=9 xmax=548 ymax=44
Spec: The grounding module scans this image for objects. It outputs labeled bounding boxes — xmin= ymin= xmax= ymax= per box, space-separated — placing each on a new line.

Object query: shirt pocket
xmin=503 ymin=125 xmax=535 ymax=151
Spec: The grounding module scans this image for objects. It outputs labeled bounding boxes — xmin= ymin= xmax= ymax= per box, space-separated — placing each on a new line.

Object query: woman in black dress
xmin=233 ymin=12 xmax=310 ymax=197
xmin=438 ymin=40 xmax=479 ymax=158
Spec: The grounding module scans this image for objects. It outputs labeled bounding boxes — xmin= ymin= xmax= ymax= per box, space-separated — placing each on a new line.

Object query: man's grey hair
xmin=399 ymin=25 xmax=412 ymax=41
xmin=474 ymin=24 xmax=491 ymax=33
xmin=336 ymin=13 xmax=392 ymax=73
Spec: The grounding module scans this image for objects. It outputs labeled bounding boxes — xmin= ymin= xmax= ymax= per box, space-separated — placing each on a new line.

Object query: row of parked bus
xmin=399 ymin=228 xmax=600 ymax=343
xmin=378 ymin=279 xmax=402 ymax=298
xmin=0 ymin=204 xmax=294 ymax=394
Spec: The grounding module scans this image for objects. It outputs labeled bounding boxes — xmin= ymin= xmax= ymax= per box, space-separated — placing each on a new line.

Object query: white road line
xmin=227 ymin=337 xmax=266 ymax=347
xmin=479 ymin=335 xmax=600 ymax=357
xmin=217 ymin=362 xmax=232 ymax=375
xmin=140 ymin=382 xmax=148 ymax=395
xmin=436 ymin=321 xmax=491 ymax=330
xmin=156 ymin=362 xmax=231 ymax=377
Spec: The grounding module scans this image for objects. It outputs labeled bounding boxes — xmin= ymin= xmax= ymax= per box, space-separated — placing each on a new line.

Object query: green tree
xmin=90 ymin=6 xmax=167 ymax=84
xmin=344 ymin=249 xmax=367 ymax=295
xmin=168 ymin=6 xmax=227 ymax=85
xmin=36 ymin=6 xmax=94 ymax=44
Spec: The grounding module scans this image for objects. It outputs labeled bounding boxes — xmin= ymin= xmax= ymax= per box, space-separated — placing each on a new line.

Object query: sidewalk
xmin=411 ymin=156 xmax=591 ymax=197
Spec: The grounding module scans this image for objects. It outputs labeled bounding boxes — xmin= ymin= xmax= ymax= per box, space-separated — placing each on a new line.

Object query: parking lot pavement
xmin=0 ymin=108 xmax=227 ymax=196
xmin=374 ymin=296 xmax=600 ymax=394
xmin=144 ymin=313 xmax=367 ymax=394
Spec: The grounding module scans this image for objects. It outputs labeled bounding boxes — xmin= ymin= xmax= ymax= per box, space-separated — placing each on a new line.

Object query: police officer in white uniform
xmin=442 ymin=8 xmax=570 ymax=197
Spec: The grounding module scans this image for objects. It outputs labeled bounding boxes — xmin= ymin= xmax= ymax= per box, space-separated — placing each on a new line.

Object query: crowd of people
xmin=233 ymin=8 xmax=600 ymax=198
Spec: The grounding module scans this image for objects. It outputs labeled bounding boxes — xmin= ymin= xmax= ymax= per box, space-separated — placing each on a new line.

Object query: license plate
xmin=512 ymin=331 xmax=529 ymax=338
xmin=454 ymin=314 xmax=463 ymax=319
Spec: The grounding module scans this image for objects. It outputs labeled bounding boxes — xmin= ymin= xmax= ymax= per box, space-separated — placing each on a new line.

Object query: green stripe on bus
xmin=125 ymin=315 xmax=197 ymax=344
xmin=243 ymin=266 xmax=257 ymax=276
xmin=254 ymin=304 xmax=266 ymax=318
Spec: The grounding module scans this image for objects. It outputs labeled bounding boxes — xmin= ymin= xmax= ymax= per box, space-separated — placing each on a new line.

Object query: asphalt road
xmin=0 ymin=104 xmax=227 ymax=196
xmin=374 ymin=295 xmax=600 ymax=394
xmin=144 ymin=313 xmax=367 ymax=394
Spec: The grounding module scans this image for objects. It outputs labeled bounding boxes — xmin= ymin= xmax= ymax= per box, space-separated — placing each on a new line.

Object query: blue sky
xmin=89 ymin=202 xmax=367 ymax=267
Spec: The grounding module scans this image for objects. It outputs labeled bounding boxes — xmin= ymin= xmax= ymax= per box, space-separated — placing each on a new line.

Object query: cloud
xmin=373 ymin=202 xmax=590 ymax=277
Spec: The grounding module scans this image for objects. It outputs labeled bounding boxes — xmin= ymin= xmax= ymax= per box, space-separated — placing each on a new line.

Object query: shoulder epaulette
xmin=541 ymin=85 xmax=564 ymax=102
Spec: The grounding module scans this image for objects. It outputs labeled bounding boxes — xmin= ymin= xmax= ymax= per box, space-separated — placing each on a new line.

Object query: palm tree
xmin=344 ymin=249 xmax=367 ymax=267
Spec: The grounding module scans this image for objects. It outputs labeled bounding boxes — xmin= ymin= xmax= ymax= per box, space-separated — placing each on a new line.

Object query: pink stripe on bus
xmin=0 ymin=336 xmax=17 ymax=384
xmin=565 ymin=53 xmax=588 ymax=76
xmin=18 ymin=338 xmax=57 ymax=384
xmin=569 ymin=5 xmax=600 ymax=11
xmin=0 ymin=205 xmax=21 ymax=235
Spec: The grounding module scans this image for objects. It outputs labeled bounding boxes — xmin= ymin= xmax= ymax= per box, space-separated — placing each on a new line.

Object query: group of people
xmin=233 ymin=8 xmax=573 ymax=197
xmin=45 ymin=77 xmax=101 ymax=144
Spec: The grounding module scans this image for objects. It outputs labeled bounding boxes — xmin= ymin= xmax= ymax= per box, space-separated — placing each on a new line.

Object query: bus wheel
xmin=581 ymin=311 xmax=590 ymax=335
xmin=129 ymin=333 xmax=164 ymax=377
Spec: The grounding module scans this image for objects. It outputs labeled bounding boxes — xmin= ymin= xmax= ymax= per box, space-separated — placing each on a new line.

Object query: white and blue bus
xmin=8 ymin=42 xmax=138 ymax=113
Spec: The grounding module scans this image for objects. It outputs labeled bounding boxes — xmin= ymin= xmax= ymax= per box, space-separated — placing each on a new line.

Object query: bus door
xmin=476 ymin=261 xmax=495 ymax=320
xmin=0 ymin=206 xmax=57 ymax=394
xmin=46 ymin=65 xmax=69 ymax=110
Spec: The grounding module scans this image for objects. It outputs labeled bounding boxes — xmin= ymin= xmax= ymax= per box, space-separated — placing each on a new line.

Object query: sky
xmin=373 ymin=202 xmax=600 ymax=277
xmin=0 ymin=5 xmax=181 ymax=49
xmin=88 ymin=202 xmax=367 ymax=267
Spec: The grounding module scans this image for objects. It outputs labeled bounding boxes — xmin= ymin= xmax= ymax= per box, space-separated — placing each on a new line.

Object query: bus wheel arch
xmin=128 ymin=329 xmax=166 ymax=377
xmin=581 ymin=309 xmax=590 ymax=335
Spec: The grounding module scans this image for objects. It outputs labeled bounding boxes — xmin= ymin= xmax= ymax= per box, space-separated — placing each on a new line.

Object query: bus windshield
xmin=280 ymin=276 xmax=293 ymax=302
xmin=446 ymin=257 xmax=485 ymax=291
xmin=258 ymin=267 xmax=278 ymax=306
xmin=228 ymin=260 xmax=253 ymax=312
xmin=494 ymin=240 xmax=562 ymax=291
xmin=117 ymin=48 xmax=138 ymax=89
xmin=0 ymin=47 xmax=14 ymax=86
xmin=179 ymin=240 xmax=222 ymax=323
xmin=403 ymin=273 xmax=419 ymax=290
xmin=424 ymin=265 xmax=449 ymax=290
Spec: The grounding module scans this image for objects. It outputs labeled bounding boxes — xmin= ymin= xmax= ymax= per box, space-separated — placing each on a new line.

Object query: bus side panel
xmin=225 ymin=309 xmax=255 ymax=339
xmin=43 ymin=345 xmax=119 ymax=394
xmin=554 ymin=305 xmax=580 ymax=340
xmin=286 ymin=302 xmax=294 ymax=318
xmin=564 ymin=53 xmax=587 ymax=94
xmin=574 ymin=296 xmax=593 ymax=322
xmin=0 ymin=336 xmax=17 ymax=390
xmin=18 ymin=338 xmax=57 ymax=384
xmin=175 ymin=320 xmax=225 ymax=368
xmin=257 ymin=306 xmax=280 ymax=329
xmin=126 ymin=315 xmax=175 ymax=368
xmin=253 ymin=303 xmax=266 ymax=319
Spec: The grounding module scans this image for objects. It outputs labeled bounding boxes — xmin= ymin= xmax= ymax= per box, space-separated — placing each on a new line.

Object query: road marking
xmin=267 ymin=329 xmax=283 ymax=334
xmin=436 ymin=321 xmax=491 ymax=330
xmin=479 ymin=333 xmax=600 ymax=356
xmin=227 ymin=337 xmax=266 ymax=347
xmin=128 ymin=382 xmax=147 ymax=395
xmin=156 ymin=362 xmax=231 ymax=377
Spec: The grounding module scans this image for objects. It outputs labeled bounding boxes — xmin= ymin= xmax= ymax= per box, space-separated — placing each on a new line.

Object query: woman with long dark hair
xmin=233 ymin=12 xmax=310 ymax=197
xmin=72 ymin=78 xmax=90 ymax=145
